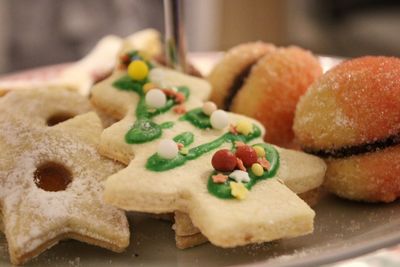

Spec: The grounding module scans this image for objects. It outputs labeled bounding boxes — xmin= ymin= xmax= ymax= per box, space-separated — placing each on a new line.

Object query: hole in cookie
xmin=34 ymin=162 xmax=72 ymax=192
xmin=47 ymin=113 xmax=75 ymax=126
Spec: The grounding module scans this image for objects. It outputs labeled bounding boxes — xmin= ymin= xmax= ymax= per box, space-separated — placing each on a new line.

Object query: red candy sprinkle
xmin=211 ymin=149 xmax=237 ymax=172
xmin=235 ymin=145 xmax=258 ymax=167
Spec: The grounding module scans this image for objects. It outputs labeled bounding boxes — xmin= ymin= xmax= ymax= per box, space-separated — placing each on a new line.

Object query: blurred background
xmin=0 ymin=0 xmax=399 ymax=73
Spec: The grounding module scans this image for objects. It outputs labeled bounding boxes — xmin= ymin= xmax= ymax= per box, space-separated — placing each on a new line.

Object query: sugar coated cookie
xmin=294 ymin=56 xmax=400 ymax=202
xmin=208 ymin=43 xmax=322 ymax=147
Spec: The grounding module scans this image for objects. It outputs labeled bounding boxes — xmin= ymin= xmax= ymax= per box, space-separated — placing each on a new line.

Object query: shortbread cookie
xmin=0 ymin=28 xmax=162 ymax=96
xmin=0 ymin=89 xmax=129 ymax=265
xmin=0 ymin=35 xmax=121 ymax=96
xmin=173 ymin=185 xmax=323 ymax=249
xmin=91 ymin=50 xmax=326 ymax=248
xmin=91 ymin=67 xmax=211 ymax=164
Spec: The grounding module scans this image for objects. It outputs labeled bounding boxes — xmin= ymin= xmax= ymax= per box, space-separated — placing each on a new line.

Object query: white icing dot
xmin=210 ymin=109 xmax=229 ymax=129
xmin=229 ymin=170 xmax=250 ymax=183
xmin=202 ymin=101 xmax=217 ymax=116
xmin=145 ymin=89 xmax=166 ymax=108
xmin=157 ymin=139 xmax=178 ymax=159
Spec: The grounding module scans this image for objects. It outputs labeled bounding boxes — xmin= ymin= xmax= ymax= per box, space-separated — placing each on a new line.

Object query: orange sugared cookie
xmin=294 ymin=56 xmax=400 ymax=202
xmin=209 ymin=43 xmax=322 ymax=147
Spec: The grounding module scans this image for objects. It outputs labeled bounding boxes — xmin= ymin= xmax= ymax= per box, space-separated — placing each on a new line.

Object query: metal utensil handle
xmin=164 ymin=0 xmax=187 ymax=73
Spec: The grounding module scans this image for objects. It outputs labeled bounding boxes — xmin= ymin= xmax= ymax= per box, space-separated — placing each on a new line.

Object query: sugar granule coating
xmin=0 ymin=89 xmax=129 ymax=265
xmin=208 ymin=42 xmax=276 ymax=109
xmin=294 ymin=56 xmax=400 ymax=203
xmin=294 ymin=56 xmax=400 ymax=150
xmin=209 ymin=43 xmax=322 ymax=148
xmin=230 ymin=46 xmax=322 ymax=147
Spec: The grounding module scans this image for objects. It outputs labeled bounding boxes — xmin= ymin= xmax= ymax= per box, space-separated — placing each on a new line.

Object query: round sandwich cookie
xmin=208 ymin=42 xmax=322 ymax=148
xmin=294 ymin=56 xmax=400 ymax=202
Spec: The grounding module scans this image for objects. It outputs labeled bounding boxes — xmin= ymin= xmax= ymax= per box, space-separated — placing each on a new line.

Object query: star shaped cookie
xmin=0 ymin=89 xmax=129 ymax=265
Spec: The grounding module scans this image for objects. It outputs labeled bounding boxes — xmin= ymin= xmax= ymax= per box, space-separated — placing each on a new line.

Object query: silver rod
xmin=163 ymin=0 xmax=187 ymax=73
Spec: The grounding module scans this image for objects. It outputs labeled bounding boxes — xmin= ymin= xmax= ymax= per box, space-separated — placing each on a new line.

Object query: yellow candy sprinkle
xmin=143 ymin=82 xmax=156 ymax=93
xmin=253 ymin=145 xmax=266 ymax=157
xmin=179 ymin=147 xmax=189 ymax=155
xmin=230 ymin=181 xmax=248 ymax=200
xmin=236 ymin=120 xmax=253 ymax=136
xmin=128 ymin=60 xmax=149 ymax=81
xmin=251 ymin=163 xmax=264 ymax=177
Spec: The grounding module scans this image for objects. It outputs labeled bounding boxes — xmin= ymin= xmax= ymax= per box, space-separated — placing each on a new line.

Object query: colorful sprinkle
xmin=143 ymin=82 xmax=157 ymax=93
xmin=120 ymin=54 xmax=130 ymax=65
xmin=127 ymin=60 xmax=149 ymax=81
xmin=179 ymin=147 xmax=189 ymax=155
xmin=145 ymin=89 xmax=166 ymax=108
xmin=202 ymin=101 xmax=217 ymax=116
xmin=235 ymin=145 xmax=258 ymax=167
xmin=174 ymin=92 xmax=186 ymax=104
xmin=229 ymin=170 xmax=250 ymax=183
xmin=251 ymin=163 xmax=264 ymax=176
xmin=210 ymin=110 xmax=229 ymax=130
xmin=230 ymin=181 xmax=249 ymax=200
xmin=253 ymin=145 xmax=266 ymax=158
xmin=258 ymin=157 xmax=271 ymax=170
xmin=212 ymin=173 xmax=228 ymax=183
xmin=162 ymin=88 xmax=176 ymax=98
xmin=229 ymin=124 xmax=238 ymax=135
xmin=212 ymin=149 xmax=237 ymax=172
xmin=236 ymin=120 xmax=253 ymax=136
xmin=177 ymin=143 xmax=184 ymax=149
xmin=236 ymin=158 xmax=246 ymax=171
xmin=234 ymin=141 xmax=246 ymax=148
xmin=157 ymin=139 xmax=179 ymax=159
xmin=173 ymin=104 xmax=187 ymax=114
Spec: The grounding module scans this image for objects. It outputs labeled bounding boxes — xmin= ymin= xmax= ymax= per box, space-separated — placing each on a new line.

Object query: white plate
xmin=1 ymin=54 xmax=399 ymax=267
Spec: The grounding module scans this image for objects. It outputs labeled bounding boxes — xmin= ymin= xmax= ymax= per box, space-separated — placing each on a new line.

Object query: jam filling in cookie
xmin=223 ymin=62 xmax=256 ymax=110
xmin=303 ymin=133 xmax=400 ymax=158
xmin=34 ymin=161 xmax=73 ymax=192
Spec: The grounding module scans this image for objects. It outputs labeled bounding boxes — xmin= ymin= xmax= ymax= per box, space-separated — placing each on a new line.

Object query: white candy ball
xmin=202 ymin=101 xmax=217 ymax=116
xmin=157 ymin=139 xmax=178 ymax=159
xmin=210 ymin=109 xmax=229 ymax=129
xmin=145 ymin=89 xmax=166 ymax=108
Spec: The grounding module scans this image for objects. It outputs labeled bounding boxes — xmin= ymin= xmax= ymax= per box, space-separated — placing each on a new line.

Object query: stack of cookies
xmin=0 ymin=30 xmax=331 ymax=265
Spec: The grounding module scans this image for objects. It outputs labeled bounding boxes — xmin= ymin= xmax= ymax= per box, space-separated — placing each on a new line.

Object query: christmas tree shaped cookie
xmin=91 ymin=47 xmax=326 ymax=248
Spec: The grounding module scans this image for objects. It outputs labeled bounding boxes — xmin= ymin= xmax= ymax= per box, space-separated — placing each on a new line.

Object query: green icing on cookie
xmin=207 ymin=143 xmax=279 ymax=199
xmin=173 ymin=132 xmax=194 ymax=146
xmin=113 ymin=74 xmax=190 ymax=144
xmin=180 ymin=108 xmax=212 ymax=129
xmin=146 ymin=125 xmax=262 ymax=171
